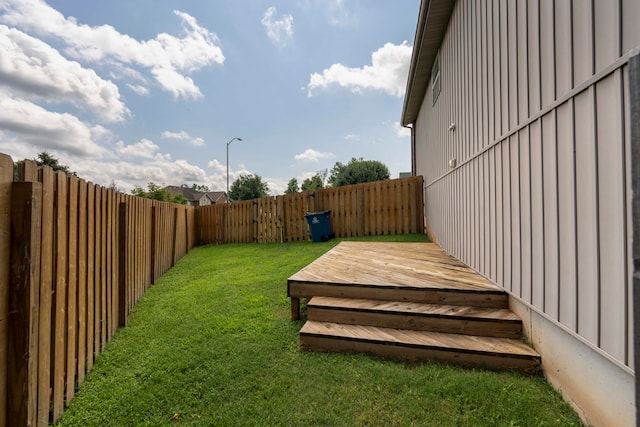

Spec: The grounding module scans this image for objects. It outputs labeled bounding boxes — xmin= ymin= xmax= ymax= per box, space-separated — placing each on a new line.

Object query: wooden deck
xmin=289 ymin=242 xmax=501 ymax=291
xmin=288 ymin=242 xmax=507 ymax=320
xmin=288 ymin=242 xmax=541 ymax=372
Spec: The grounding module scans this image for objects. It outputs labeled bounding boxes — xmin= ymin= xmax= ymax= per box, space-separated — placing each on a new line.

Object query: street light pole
xmin=226 ymin=137 xmax=242 ymax=201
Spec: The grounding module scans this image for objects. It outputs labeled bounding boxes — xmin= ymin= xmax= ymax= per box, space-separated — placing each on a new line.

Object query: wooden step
xmin=307 ymin=297 xmax=522 ymax=339
xmin=300 ymin=321 xmax=540 ymax=373
xmin=288 ymin=281 xmax=508 ymax=309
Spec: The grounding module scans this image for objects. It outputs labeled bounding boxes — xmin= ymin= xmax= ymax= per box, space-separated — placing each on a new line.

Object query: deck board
xmin=289 ymin=242 xmax=501 ymax=292
xmin=308 ymin=297 xmax=520 ymax=322
xmin=301 ymin=321 xmax=538 ymax=359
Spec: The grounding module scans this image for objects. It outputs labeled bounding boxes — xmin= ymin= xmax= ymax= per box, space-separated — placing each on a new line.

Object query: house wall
xmin=413 ymin=1 xmax=640 ymax=425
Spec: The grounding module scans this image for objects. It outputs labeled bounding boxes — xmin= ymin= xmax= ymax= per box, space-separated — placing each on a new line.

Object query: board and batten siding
xmin=415 ymin=0 xmax=640 ymax=369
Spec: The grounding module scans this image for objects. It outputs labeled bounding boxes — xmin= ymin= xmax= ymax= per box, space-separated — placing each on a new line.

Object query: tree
xmin=327 ymin=157 xmax=390 ymax=187
xmin=35 ymin=151 xmax=77 ymax=176
xmin=108 ymin=180 xmax=122 ymax=192
xmin=228 ymin=174 xmax=269 ymax=201
xmin=182 ymin=183 xmax=210 ymax=192
xmin=301 ymin=174 xmax=324 ymax=191
xmin=131 ymin=182 xmax=188 ymax=204
xmin=284 ymin=178 xmax=299 ymax=194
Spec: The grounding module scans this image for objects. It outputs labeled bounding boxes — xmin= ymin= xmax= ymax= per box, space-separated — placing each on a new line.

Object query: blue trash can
xmin=305 ymin=210 xmax=333 ymax=242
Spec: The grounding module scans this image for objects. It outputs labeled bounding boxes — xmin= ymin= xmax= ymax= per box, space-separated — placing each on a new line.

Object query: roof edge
xmin=401 ymin=0 xmax=456 ymax=127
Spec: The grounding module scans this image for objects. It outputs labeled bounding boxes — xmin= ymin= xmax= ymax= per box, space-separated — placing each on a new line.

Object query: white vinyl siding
xmin=414 ymin=0 xmax=638 ymax=368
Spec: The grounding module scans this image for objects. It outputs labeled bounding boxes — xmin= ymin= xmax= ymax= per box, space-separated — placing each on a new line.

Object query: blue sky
xmin=0 ymin=0 xmax=419 ymax=194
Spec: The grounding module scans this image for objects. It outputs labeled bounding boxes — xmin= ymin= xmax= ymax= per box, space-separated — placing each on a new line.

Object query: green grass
xmin=55 ymin=234 xmax=581 ymax=426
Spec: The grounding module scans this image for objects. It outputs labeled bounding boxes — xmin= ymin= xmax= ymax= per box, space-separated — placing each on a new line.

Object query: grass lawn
xmin=55 ymin=234 xmax=581 ymax=426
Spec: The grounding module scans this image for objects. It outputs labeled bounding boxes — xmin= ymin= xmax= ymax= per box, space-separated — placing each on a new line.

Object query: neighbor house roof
xmin=401 ymin=0 xmax=456 ymax=127
xmin=206 ymin=191 xmax=227 ymax=203
xmin=164 ymin=186 xmax=227 ymax=204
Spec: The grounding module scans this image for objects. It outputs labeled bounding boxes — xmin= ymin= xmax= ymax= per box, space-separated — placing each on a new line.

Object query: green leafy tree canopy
xmin=182 ymin=183 xmax=210 ymax=192
xmin=229 ymin=174 xmax=269 ymax=201
xmin=327 ymin=157 xmax=390 ymax=187
xmin=301 ymin=174 xmax=324 ymax=191
xmin=284 ymin=178 xmax=299 ymax=194
xmin=131 ymin=182 xmax=188 ymax=204
xmin=35 ymin=151 xmax=77 ymax=176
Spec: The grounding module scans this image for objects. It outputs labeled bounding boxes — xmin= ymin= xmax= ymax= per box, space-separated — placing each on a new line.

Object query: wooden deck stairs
xmin=288 ymin=242 xmax=540 ymax=372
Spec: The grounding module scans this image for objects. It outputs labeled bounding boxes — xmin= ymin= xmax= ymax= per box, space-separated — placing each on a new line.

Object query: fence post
xmin=358 ymin=186 xmax=366 ymax=236
xmin=150 ymin=206 xmax=156 ymax=285
xmin=118 ymin=202 xmax=127 ymax=327
xmin=0 ymin=154 xmax=13 ymax=427
xmin=8 ymin=181 xmax=42 ymax=427
xmin=17 ymin=161 xmax=37 ymax=182
xmin=172 ymin=207 xmax=178 ymax=265
xmin=184 ymin=207 xmax=189 ymax=251
xmin=222 ymin=204 xmax=227 ymax=244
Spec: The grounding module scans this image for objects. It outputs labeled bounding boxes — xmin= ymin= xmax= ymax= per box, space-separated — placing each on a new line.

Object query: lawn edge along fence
xmin=0 ymin=151 xmax=424 ymax=426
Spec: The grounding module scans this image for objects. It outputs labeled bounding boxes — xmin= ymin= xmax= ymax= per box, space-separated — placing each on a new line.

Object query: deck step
xmin=307 ymin=297 xmax=522 ymax=339
xmin=289 ymin=281 xmax=508 ymax=309
xmin=300 ymin=321 xmax=540 ymax=373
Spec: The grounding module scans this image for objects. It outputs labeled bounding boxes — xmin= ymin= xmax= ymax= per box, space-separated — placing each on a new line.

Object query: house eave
xmin=401 ymin=0 xmax=456 ymax=127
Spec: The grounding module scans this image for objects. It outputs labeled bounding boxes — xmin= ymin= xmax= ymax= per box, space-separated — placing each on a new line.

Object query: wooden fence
xmin=0 ymin=151 xmax=423 ymax=426
xmin=196 ymin=176 xmax=424 ymax=244
xmin=0 ymin=154 xmax=196 ymax=427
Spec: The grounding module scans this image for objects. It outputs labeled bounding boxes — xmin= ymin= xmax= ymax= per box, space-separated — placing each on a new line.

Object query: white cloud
xmin=393 ymin=122 xmax=411 ymax=138
xmin=151 ymin=67 xmax=202 ymax=99
xmin=265 ymin=177 xmax=287 ymax=195
xmin=109 ymin=64 xmax=146 ymax=83
xmin=116 ymin=138 xmax=159 ymax=159
xmin=0 ymin=94 xmax=106 ymax=157
xmin=262 ymin=6 xmax=293 ymax=48
xmin=72 ymin=156 xmax=210 ymax=192
xmin=0 ymin=25 xmax=128 ymax=122
xmin=162 ymin=130 xmax=190 ymax=140
xmin=207 ymin=159 xmax=226 ymax=173
xmin=344 ymin=133 xmax=359 ymax=141
xmin=0 ymin=1 xmax=224 ymax=99
xmin=161 ymin=130 xmax=205 ymax=147
xmin=189 ymin=137 xmax=205 ymax=147
xmin=126 ymin=84 xmax=149 ymax=96
xmin=204 ymin=159 xmax=253 ymax=192
xmin=294 ymin=148 xmax=334 ymax=162
xmin=307 ymin=41 xmax=412 ymax=97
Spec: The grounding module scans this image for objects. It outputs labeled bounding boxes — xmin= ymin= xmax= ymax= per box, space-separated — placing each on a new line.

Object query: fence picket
xmin=86 ymin=182 xmax=95 ymax=372
xmin=8 ymin=181 xmax=42 ymax=427
xmin=36 ymin=167 xmax=54 ymax=427
xmin=77 ymin=181 xmax=87 ymax=387
xmin=52 ymin=171 xmax=68 ymax=422
xmin=0 ymin=154 xmax=13 ymax=427
xmin=66 ymin=175 xmax=78 ymax=404
xmin=100 ymin=187 xmax=107 ymax=352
